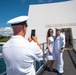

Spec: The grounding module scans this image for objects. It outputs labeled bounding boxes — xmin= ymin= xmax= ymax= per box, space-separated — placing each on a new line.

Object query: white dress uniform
xmin=2 ymin=35 xmax=43 ymax=75
xmin=54 ymin=33 xmax=65 ymax=73
xmin=46 ymin=36 xmax=56 ymax=60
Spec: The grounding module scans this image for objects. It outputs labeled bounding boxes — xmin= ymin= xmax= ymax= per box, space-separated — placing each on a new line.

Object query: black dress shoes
xmin=45 ymin=67 xmax=58 ymax=73
xmin=52 ymin=68 xmax=58 ymax=73
xmin=57 ymin=72 xmax=63 ymax=75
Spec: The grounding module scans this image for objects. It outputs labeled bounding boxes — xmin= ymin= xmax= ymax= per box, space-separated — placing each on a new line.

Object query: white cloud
xmin=0 ymin=27 xmax=13 ymax=36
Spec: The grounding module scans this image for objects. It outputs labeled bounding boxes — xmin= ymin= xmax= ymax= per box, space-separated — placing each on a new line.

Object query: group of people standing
xmin=46 ymin=28 xmax=65 ymax=75
xmin=2 ymin=15 xmax=65 ymax=75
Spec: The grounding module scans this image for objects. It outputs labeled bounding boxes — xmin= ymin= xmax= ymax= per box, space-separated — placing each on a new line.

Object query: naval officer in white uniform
xmin=54 ymin=28 xmax=65 ymax=75
xmin=2 ymin=16 xmax=43 ymax=75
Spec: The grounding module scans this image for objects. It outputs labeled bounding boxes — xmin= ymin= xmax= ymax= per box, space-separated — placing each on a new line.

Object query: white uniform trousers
xmin=55 ymin=51 xmax=64 ymax=73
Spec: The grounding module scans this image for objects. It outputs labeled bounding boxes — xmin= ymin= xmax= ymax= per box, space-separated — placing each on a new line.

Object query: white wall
xmin=26 ymin=0 xmax=76 ymax=43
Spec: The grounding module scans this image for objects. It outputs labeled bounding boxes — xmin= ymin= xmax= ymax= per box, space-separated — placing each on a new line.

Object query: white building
xmin=26 ymin=0 xmax=76 ymax=47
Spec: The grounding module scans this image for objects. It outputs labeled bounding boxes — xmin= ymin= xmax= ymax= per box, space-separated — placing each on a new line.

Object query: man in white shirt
xmin=54 ymin=28 xmax=65 ymax=75
xmin=2 ymin=16 xmax=43 ymax=75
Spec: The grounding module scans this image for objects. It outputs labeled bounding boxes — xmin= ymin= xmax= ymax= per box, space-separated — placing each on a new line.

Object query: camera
xmin=31 ymin=29 xmax=36 ymax=37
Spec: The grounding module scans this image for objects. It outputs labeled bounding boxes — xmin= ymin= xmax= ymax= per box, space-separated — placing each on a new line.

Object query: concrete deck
xmin=42 ymin=50 xmax=76 ymax=75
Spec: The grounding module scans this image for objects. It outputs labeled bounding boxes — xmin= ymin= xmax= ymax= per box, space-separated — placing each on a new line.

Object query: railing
xmin=0 ymin=42 xmax=5 ymax=46
xmin=0 ymin=42 xmax=47 ymax=75
xmin=0 ymin=45 xmax=6 ymax=75
xmin=36 ymin=42 xmax=47 ymax=74
xmin=73 ymin=39 xmax=76 ymax=52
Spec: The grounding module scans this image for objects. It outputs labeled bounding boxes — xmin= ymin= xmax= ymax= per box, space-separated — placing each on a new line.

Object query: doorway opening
xmin=61 ymin=28 xmax=73 ymax=48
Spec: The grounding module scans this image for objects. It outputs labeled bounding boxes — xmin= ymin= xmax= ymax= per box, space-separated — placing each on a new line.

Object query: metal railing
xmin=0 ymin=46 xmax=6 ymax=75
xmin=73 ymin=39 xmax=76 ymax=52
xmin=0 ymin=42 xmax=47 ymax=75
xmin=36 ymin=42 xmax=47 ymax=74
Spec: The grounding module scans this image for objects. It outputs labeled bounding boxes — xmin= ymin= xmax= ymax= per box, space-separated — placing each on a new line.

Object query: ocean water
xmin=0 ymin=58 xmax=6 ymax=74
xmin=0 ymin=46 xmax=6 ymax=75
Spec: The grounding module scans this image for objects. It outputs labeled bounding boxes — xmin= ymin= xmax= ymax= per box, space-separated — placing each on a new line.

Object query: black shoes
xmin=45 ymin=67 xmax=63 ymax=75
xmin=45 ymin=67 xmax=58 ymax=73
xmin=45 ymin=67 xmax=51 ymax=71
xmin=57 ymin=72 xmax=63 ymax=75
xmin=52 ymin=68 xmax=58 ymax=73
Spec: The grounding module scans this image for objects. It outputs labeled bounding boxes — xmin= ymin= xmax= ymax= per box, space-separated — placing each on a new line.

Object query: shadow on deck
xmin=39 ymin=49 xmax=76 ymax=75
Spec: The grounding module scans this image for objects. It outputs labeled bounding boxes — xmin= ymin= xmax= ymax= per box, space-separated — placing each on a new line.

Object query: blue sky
xmin=0 ymin=0 xmax=70 ymax=28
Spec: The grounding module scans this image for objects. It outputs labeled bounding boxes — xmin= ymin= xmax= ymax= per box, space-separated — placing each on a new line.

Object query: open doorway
xmin=61 ymin=28 xmax=73 ymax=48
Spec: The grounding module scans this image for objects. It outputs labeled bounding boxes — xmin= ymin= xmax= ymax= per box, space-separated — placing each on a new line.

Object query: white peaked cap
xmin=7 ymin=16 xmax=29 ymax=24
xmin=56 ymin=28 xmax=61 ymax=30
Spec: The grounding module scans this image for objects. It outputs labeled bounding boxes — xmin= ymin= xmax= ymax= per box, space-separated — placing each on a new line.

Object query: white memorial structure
xmin=26 ymin=0 xmax=76 ymax=46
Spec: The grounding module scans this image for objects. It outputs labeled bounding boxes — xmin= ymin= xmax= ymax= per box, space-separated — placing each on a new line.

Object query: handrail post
xmin=42 ymin=43 xmax=46 ymax=67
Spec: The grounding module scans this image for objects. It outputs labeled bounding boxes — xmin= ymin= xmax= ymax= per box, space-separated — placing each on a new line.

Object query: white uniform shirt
xmin=54 ymin=33 xmax=65 ymax=51
xmin=2 ymin=35 xmax=43 ymax=75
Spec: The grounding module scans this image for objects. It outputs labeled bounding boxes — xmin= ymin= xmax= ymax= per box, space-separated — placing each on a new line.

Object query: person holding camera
xmin=28 ymin=29 xmax=42 ymax=49
xmin=2 ymin=16 xmax=43 ymax=75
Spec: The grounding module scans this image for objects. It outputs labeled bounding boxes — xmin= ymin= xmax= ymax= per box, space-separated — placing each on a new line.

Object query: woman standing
xmin=46 ymin=29 xmax=56 ymax=71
